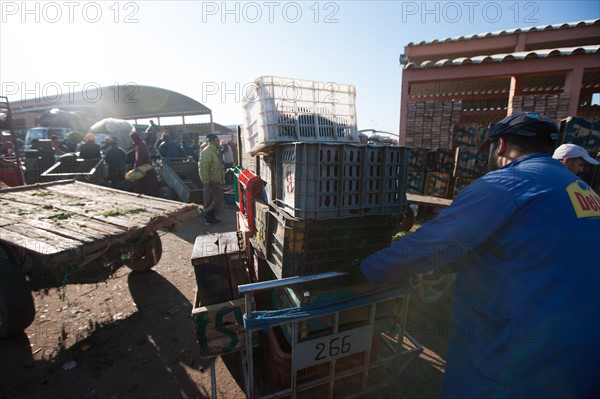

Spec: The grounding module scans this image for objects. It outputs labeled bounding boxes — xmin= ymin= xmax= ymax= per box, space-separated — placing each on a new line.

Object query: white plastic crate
xmin=242 ymin=76 xmax=358 ymax=153
xmin=274 ymin=143 xmax=409 ymax=220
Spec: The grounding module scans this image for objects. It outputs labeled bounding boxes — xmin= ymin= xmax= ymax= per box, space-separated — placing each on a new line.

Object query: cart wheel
xmin=127 ymin=233 xmax=163 ymax=272
xmin=0 ymin=260 xmax=35 ymax=339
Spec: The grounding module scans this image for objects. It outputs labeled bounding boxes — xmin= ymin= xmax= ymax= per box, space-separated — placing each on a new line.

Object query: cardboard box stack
xmin=406 ymin=147 xmax=427 ymax=194
xmin=405 ymin=100 xmax=462 ymax=149
xmin=511 ymin=93 xmax=571 ymax=121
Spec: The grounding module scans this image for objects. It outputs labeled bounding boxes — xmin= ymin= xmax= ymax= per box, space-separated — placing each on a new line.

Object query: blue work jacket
xmin=361 ymin=153 xmax=600 ymax=398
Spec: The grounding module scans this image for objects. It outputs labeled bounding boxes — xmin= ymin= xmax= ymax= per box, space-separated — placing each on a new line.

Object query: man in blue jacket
xmin=158 ymin=133 xmax=187 ymax=160
xmin=361 ymin=112 xmax=600 ymax=398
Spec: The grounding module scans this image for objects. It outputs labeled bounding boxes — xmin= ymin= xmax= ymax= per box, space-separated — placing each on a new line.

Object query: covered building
xmin=8 ymin=85 xmax=214 ymax=136
xmin=398 ymin=19 xmax=600 ymax=148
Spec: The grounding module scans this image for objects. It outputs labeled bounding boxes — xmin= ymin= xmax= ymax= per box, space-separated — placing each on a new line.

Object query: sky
xmin=1 ymin=0 xmax=599 ymax=134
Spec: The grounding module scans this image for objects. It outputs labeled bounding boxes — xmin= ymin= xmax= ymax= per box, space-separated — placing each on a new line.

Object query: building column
xmin=399 ymin=72 xmax=410 ymax=146
xmin=507 ymin=75 xmax=523 ymax=115
xmin=564 ymin=67 xmax=584 ymax=117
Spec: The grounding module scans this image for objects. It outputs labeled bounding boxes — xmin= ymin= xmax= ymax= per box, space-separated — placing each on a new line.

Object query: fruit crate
xmin=191 ymin=232 xmax=248 ymax=305
xmin=267 ymin=201 xmax=400 ymax=278
xmin=275 ymin=143 xmax=409 ymax=220
xmin=242 ymin=76 xmax=359 ymax=153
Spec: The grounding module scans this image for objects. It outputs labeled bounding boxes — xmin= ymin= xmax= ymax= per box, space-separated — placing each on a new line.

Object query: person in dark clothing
xmin=104 ymin=139 xmax=128 ymax=188
xmin=60 ymin=138 xmax=77 ymax=153
xmin=100 ymin=137 xmax=112 ymax=152
xmin=78 ymin=134 xmax=101 ymax=159
xmin=129 ymin=131 xmax=159 ymax=197
xmin=361 ymin=112 xmax=600 ymax=399
xmin=144 ymin=120 xmax=160 ymax=149
xmin=181 ymin=139 xmax=199 ymax=161
xmin=158 ymin=133 xmax=186 ymax=159
xmin=50 ymin=135 xmax=66 ymax=155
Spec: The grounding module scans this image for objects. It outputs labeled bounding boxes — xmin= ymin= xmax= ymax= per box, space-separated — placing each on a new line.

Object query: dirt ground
xmin=0 ymin=201 xmax=450 ymax=399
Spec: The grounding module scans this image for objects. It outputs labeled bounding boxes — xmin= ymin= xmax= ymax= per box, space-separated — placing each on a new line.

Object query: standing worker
xmin=552 ymin=143 xmax=599 ymax=175
xmin=144 ymin=120 xmax=160 ymax=150
xmin=78 ymin=133 xmax=102 ymax=159
xmin=360 ymin=112 xmax=600 ymax=398
xmin=128 ymin=131 xmax=159 ymax=197
xmin=104 ymin=138 xmax=128 ymax=189
xmin=199 ymin=134 xmax=224 ymax=225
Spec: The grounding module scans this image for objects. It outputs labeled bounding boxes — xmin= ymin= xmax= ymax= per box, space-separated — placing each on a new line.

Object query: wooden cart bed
xmin=0 ymin=180 xmax=199 ymax=288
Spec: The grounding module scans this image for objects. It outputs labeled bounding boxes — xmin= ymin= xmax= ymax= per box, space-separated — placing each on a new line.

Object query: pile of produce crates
xmin=236 ymin=76 xmax=420 ymax=397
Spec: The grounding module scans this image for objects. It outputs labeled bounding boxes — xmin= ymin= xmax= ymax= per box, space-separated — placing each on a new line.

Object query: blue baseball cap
xmin=479 ymin=112 xmax=560 ymax=153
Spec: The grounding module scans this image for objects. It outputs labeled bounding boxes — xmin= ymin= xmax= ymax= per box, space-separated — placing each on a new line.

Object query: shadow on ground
xmin=0 ymin=271 xmax=213 ymax=399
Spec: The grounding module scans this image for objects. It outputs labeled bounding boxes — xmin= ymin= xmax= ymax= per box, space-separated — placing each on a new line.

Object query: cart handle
xmin=237 ymin=271 xmax=347 ymax=295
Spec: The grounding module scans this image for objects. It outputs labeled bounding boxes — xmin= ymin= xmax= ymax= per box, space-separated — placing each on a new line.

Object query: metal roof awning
xmin=405 ymin=45 xmax=600 ymax=69
xmin=407 ymin=19 xmax=600 ymax=47
xmin=11 ymin=85 xmax=212 ymax=120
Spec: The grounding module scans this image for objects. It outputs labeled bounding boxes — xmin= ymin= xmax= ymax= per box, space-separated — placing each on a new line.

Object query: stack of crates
xmin=423 ymin=148 xmax=455 ymax=198
xmin=406 ymin=148 xmax=427 ymax=194
xmin=258 ymin=143 xmax=408 ymax=278
xmin=242 ymin=76 xmax=410 ymax=279
xmin=452 ymin=147 xmax=486 ymax=197
xmin=240 ymin=76 xmax=417 ymax=397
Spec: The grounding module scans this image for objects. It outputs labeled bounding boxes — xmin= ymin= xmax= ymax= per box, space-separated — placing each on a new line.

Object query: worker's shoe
xmin=204 ymin=212 xmax=220 ymax=225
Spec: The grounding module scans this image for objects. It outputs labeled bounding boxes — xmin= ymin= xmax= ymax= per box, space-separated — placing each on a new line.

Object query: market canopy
xmin=11 ymin=85 xmax=212 ymax=121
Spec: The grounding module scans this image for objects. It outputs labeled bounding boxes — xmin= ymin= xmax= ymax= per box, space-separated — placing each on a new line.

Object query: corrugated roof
xmin=404 ymin=45 xmax=600 ymax=69
xmin=407 ymin=19 xmax=600 ymax=47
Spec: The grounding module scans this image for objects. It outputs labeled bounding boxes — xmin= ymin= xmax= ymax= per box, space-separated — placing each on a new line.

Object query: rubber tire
xmin=126 ymin=233 xmax=163 ymax=272
xmin=0 ymin=261 xmax=35 ymax=339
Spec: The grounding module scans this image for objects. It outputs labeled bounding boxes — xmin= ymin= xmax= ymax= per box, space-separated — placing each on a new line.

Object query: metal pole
xmin=210 ymin=357 xmax=217 ymax=399
xmin=245 ymin=292 xmax=254 ymax=399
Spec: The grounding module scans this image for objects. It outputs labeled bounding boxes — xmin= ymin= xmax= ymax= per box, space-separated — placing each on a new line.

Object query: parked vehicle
xmin=24 ymin=127 xmax=72 ymax=150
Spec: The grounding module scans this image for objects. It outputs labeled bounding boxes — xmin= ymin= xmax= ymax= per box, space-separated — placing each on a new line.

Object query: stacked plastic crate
xmin=242 ymin=76 xmax=409 ymax=279
xmin=240 ymin=76 xmax=418 ymax=397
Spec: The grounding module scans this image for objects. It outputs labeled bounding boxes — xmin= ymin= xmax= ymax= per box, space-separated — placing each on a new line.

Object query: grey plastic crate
xmin=275 ymin=143 xmax=409 ymax=220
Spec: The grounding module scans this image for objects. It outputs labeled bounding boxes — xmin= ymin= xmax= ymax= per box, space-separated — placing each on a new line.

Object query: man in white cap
xmin=552 ymin=143 xmax=599 ymax=175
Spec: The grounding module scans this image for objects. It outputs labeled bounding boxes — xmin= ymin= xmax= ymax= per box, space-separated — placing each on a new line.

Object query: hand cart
xmin=233 ymin=272 xmax=423 ymax=399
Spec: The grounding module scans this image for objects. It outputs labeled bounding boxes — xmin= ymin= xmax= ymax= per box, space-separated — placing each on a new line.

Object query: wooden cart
xmin=159 ymin=157 xmax=203 ymax=203
xmin=0 ymin=180 xmax=199 ymax=338
xmin=41 ymin=156 xmax=105 ymax=185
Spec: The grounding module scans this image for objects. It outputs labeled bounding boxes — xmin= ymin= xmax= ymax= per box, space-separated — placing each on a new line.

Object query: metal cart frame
xmin=236 ymin=272 xmax=423 ymax=399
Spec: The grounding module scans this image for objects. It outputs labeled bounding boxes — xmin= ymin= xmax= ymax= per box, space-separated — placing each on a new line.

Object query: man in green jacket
xmin=199 ymin=134 xmax=225 ymax=225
